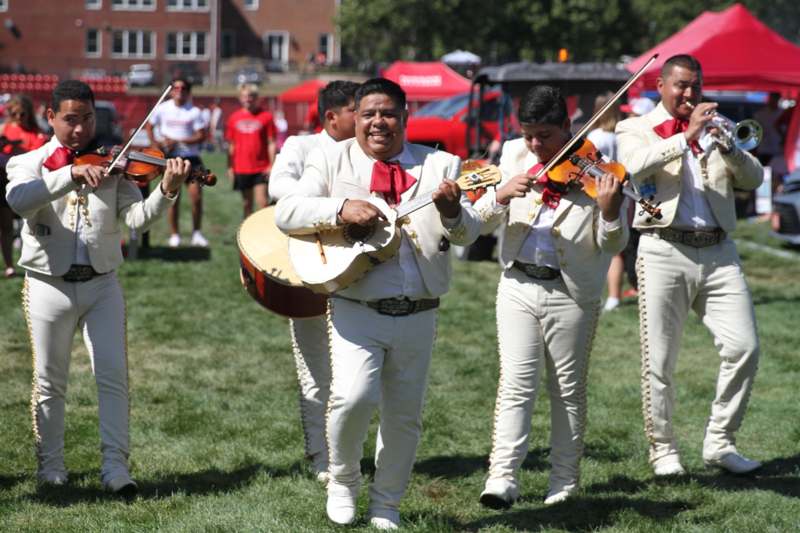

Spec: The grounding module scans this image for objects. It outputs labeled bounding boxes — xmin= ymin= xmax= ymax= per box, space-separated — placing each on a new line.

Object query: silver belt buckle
xmin=685 ymin=231 xmax=720 ymax=248
xmin=375 ymin=297 xmax=414 ymax=316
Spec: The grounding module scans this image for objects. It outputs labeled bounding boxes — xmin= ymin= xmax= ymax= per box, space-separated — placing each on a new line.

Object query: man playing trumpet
xmin=616 ymin=54 xmax=764 ymax=477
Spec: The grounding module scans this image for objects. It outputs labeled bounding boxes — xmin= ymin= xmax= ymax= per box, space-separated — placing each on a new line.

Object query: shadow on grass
xmin=462 ymin=495 xmax=694 ymax=532
xmin=0 ymin=473 xmax=27 ymax=491
xmin=413 ymin=449 xmax=548 ymax=479
xmin=125 ymin=246 xmax=211 ymax=263
xmin=25 ymin=461 xmax=309 ymax=506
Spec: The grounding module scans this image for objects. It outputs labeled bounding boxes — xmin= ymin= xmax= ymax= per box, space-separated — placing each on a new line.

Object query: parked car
xmin=127 ymin=64 xmax=154 ymax=87
xmin=405 ymin=91 xmax=514 ymax=159
xmin=235 ymin=67 xmax=263 ymax=86
xmin=94 ymin=100 xmax=124 ymax=147
xmin=168 ymin=62 xmax=204 ymax=86
xmin=771 ymin=170 xmax=800 ymax=245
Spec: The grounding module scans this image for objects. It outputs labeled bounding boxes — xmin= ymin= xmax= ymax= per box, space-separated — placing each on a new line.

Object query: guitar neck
xmin=394 ymin=191 xmax=438 ymax=219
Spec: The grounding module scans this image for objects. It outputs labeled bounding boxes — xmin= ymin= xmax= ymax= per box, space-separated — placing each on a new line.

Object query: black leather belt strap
xmin=334 ymin=295 xmax=440 ymax=317
xmin=643 ymin=227 xmax=726 ymax=248
xmin=512 ymin=261 xmax=561 ymax=280
xmin=62 ymin=264 xmax=102 ymax=282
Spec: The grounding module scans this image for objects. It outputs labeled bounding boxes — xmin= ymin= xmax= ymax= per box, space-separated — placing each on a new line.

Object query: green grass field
xmin=1 ymin=153 xmax=799 ymax=532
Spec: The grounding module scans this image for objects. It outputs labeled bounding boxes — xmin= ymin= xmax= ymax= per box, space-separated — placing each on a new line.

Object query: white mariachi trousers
xmin=326 ymin=298 xmax=437 ymax=516
xmin=636 ymin=235 xmax=759 ymax=464
xmin=486 ymin=268 xmax=600 ymax=495
xmin=289 ymin=315 xmax=331 ymax=465
xmin=23 ymin=271 xmax=130 ymax=483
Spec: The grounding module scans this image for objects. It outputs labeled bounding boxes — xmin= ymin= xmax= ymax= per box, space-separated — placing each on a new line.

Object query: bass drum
xmin=237 ymin=206 xmax=328 ymax=318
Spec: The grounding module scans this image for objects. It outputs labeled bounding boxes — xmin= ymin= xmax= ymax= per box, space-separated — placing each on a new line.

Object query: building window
xmin=166 ymin=31 xmax=208 ymax=59
xmin=244 ymin=0 xmax=258 ymax=9
xmin=111 ymin=0 xmax=155 ymax=10
xmin=318 ymin=33 xmax=333 ymax=65
xmin=167 ymin=0 xmax=208 ymax=10
xmin=111 ymin=30 xmax=155 ymax=58
xmin=86 ymin=29 xmax=102 ymax=57
xmin=86 ymin=0 xmax=102 ymax=8
xmin=264 ymin=31 xmax=289 ymax=68
xmin=221 ymin=31 xmax=235 ymax=58
xmin=0 ymin=0 xmax=8 ymax=12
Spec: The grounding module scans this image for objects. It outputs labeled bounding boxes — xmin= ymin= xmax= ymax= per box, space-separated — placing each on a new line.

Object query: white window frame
xmin=243 ymin=0 xmax=258 ymax=10
xmin=166 ymin=0 xmax=209 ymax=11
xmin=165 ymin=31 xmax=209 ymax=59
xmin=111 ymin=30 xmax=156 ymax=59
xmin=0 ymin=0 xmax=8 ymax=12
xmin=263 ymin=30 xmax=290 ymax=67
xmin=111 ymin=0 xmax=157 ymax=11
xmin=85 ymin=29 xmax=102 ymax=58
xmin=318 ymin=33 xmax=334 ymax=65
xmin=86 ymin=0 xmax=102 ymax=9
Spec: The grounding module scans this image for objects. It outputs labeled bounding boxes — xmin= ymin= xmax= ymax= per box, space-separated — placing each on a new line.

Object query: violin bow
xmin=105 ymin=84 xmax=173 ymax=175
xmin=532 ymin=53 xmax=659 ymax=180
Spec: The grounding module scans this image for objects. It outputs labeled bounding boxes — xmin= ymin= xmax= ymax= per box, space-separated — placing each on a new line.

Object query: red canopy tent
xmin=626 ymin=3 xmax=800 ymax=169
xmin=278 ymin=79 xmax=328 ymax=134
xmin=382 ymin=61 xmax=470 ymax=103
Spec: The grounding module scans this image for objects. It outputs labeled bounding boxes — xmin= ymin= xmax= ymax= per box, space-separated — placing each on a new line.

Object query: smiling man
xmin=616 ymin=54 xmax=764 ymax=477
xmin=275 ymin=78 xmax=481 ymax=529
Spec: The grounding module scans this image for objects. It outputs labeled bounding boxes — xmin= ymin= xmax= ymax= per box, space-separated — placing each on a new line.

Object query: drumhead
xmin=237 ymin=206 xmax=304 ymax=286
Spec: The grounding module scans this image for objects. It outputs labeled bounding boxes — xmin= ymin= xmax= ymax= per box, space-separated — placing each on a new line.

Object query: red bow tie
xmin=42 ymin=146 xmax=76 ymax=171
xmin=653 ymin=118 xmax=702 ymax=155
xmin=370 ymin=160 xmax=417 ymax=207
xmin=528 ymin=163 xmax=566 ymax=209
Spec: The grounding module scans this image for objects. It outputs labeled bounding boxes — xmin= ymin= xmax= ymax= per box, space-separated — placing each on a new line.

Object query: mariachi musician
xmin=5 ymin=80 xmax=190 ymax=495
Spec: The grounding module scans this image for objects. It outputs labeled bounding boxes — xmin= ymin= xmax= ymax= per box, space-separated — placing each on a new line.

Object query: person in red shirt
xmin=0 ymin=94 xmax=47 ymax=277
xmin=225 ymin=84 xmax=277 ymax=217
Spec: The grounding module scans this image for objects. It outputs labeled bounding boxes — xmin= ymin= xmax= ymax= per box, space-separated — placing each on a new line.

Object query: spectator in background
xmin=0 ymin=94 xmax=47 ymax=277
xmin=225 ymin=83 xmax=276 ymax=217
xmin=602 ymin=96 xmax=655 ymax=311
xmin=273 ymin=109 xmax=288 ymax=151
xmin=145 ymin=78 xmax=209 ymax=248
xmin=208 ymin=99 xmax=224 ymax=152
xmin=753 ymin=92 xmax=787 ymax=168
xmin=587 ymin=92 xmax=620 ymax=161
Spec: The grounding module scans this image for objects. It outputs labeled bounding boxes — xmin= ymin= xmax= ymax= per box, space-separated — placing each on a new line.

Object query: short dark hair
xmin=354 ymin=78 xmax=406 ymax=111
xmin=172 ymin=77 xmax=192 ymax=93
xmin=318 ymin=80 xmax=360 ymax=119
xmin=51 ymin=80 xmax=95 ymax=112
xmin=518 ymin=85 xmax=567 ymax=126
xmin=660 ymin=54 xmax=703 ymax=78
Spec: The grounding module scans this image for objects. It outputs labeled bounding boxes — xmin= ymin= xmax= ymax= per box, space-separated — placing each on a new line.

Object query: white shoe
xmin=704 ymin=452 xmax=761 ymax=474
xmin=191 ymin=231 xmax=209 ymax=247
xmin=310 ymin=454 xmax=329 ymax=484
xmin=168 ymin=233 xmax=181 ymax=248
xmin=479 ymin=477 xmax=519 ymax=509
xmin=326 ymin=481 xmax=358 ymax=525
xmin=37 ymin=470 xmax=68 ymax=486
xmin=369 ymin=517 xmax=400 ymax=530
xmin=652 ymin=455 xmax=686 ymax=477
xmin=544 ymin=487 xmax=576 ymax=505
xmin=603 ymin=297 xmax=620 ymax=312
xmin=103 ymin=472 xmax=138 ymax=497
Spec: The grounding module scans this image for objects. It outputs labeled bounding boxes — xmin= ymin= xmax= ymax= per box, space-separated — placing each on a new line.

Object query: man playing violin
xmin=473 ymin=85 xmax=628 ymax=509
xmin=275 ymin=78 xmax=482 ymax=529
xmin=5 ymin=80 xmax=191 ymax=496
xmin=616 ymin=54 xmax=764 ymax=476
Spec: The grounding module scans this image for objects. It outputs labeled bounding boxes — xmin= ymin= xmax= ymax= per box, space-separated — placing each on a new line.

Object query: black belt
xmin=512 ymin=261 xmax=561 ymax=280
xmin=62 ymin=264 xmax=102 ymax=282
xmin=334 ymin=296 xmax=440 ymax=317
xmin=642 ymin=227 xmax=726 ymax=248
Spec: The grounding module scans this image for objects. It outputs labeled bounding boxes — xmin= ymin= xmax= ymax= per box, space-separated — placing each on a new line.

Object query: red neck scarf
xmin=370 ymin=160 xmax=416 ymax=207
xmin=528 ymin=163 xmax=567 ymax=209
xmin=42 ymin=146 xmax=75 ymax=171
xmin=653 ymin=117 xmax=702 ymax=155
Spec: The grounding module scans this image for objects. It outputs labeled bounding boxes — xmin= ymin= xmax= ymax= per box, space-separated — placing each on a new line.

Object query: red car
xmin=406 ymin=91 xmax=515 ymax=159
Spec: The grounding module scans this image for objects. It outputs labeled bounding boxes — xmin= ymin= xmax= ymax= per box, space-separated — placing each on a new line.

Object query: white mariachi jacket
xmin=473 ymin=137 xmax=629 ymax=305
xmin=6 ymin=137 xmax=176 ymax=276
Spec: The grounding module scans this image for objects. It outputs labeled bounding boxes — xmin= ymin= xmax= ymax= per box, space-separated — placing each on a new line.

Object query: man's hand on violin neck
xmin=595 ymin=172 xmax=623 ymax=222
xmin=71 ymin=164 xmax=108 ymax=189
xmin=496 ymin=173 xmax=533 ymax=205
xmin=684 ymin=102 xmax=718 ymax=142
xmin=340 ymin=199 xmax=385 ymax=226
xmin=161 ymin=157 xmax=192 ymax=193
xmin=432 ymin=179 xmax=462 ymax=219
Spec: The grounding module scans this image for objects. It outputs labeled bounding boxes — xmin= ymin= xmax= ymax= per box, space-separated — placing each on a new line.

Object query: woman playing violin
xmin=473 ymin=85 xmax=629 ymax=509
xmin=5 ymin=80 xmax=190 ymax=496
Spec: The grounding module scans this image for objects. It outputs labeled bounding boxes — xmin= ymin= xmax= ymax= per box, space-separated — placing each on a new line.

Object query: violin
xmin=548 ymin=138 xmax=662 ymax=220
xmin=73 ymin=145 xmax=217 ymax=187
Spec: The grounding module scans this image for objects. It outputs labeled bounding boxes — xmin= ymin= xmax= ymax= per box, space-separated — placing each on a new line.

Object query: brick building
xmin=0 ymin=0 xmax=339 ymax=85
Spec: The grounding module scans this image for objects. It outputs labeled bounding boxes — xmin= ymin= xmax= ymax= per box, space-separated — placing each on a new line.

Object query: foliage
xmin=1 ymin=153 xmax=799 ymax=531
xmin=337 ymin=0 xmax=800 ymax=65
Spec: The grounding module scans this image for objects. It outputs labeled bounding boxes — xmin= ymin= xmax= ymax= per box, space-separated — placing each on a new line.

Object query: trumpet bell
xmin=732 ymin=119 xmax=763 ymax=152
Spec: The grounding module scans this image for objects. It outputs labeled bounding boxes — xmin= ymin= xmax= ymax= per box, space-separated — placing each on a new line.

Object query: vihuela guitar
xmin=287 ymin=164 xmax=501 ymax=295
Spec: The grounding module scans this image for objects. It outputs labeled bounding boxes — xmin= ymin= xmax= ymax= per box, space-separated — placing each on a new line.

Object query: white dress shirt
xmin=673 ymin=136 xmax=720 ymax=230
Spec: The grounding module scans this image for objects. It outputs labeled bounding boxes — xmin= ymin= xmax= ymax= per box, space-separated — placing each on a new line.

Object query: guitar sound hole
xmin=343 ymin=223 xmax=376 ymax=244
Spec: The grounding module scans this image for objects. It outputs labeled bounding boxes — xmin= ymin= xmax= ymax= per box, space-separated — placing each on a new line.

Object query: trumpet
xmin=685 ymin=101 xmax=763 ymax=152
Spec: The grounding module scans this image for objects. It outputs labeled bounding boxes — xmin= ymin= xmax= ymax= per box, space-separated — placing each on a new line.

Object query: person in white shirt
xmin=473 ymin=85 xmax=627 ymax=509
xmin=5 ymin=80 xmax=190 ymax=496
xmin=145 ymin=78 xmax=209 ymax=247
xmin=616 ymin=54 xmax=764 ymax=477
xmin=275 ymin=78 xmax=482 ymax=530
xmin=268 ymin=80 xmax=359 ymax=483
